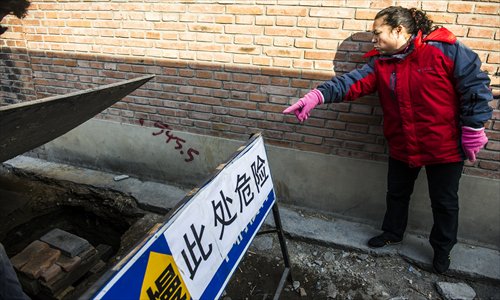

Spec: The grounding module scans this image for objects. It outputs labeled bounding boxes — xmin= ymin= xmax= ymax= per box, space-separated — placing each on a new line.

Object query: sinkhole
xmin=0 ymin=166 xmax=160 ymax=300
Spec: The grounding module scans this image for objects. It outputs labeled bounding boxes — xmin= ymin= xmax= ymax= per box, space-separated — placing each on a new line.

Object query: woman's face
xmin=371 ymin=17 xmax=407 ymax=55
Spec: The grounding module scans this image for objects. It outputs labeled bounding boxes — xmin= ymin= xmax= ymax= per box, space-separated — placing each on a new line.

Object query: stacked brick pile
xmin=10 ymin=228 xmax=106 ymax=299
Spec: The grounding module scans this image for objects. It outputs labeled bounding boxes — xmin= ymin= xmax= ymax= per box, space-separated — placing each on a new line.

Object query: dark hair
xmin=375 ymin=6 xmax=437 ymax=35
xmin=0 ymin=0 xmax=31 ymax=19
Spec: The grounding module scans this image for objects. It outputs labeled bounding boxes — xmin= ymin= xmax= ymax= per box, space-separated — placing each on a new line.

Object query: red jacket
xmin=317 ymin=28 xmax=493 ymax=167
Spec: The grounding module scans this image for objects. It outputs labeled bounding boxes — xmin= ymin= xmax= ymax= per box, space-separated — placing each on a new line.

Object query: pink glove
xmin=462 ymin=126 xmax=488 ymax=162
xmin=283 ymin=89 xmax=324 ymax=122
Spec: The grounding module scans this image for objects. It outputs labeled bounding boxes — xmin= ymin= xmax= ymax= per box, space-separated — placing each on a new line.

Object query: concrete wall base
xmin=32 ymin=119 xmax=500 ymax=249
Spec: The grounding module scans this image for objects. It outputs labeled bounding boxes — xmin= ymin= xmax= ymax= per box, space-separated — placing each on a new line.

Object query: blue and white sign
xmin=93 ymin=134 xmax=276 ymax=300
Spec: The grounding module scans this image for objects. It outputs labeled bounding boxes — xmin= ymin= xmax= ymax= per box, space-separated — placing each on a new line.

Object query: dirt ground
xmin=224 ymin=232 xmax=500 ymax=300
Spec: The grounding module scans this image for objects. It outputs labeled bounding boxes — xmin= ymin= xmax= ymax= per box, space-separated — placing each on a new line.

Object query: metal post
xmin=270 ymin=202 xmax=294 ymax=300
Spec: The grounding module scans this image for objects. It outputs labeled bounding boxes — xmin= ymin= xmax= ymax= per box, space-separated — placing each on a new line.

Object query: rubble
xmin=10 ymin=228 xmax=105 ymax=299
xmin=224 ymin=233 xmax=500 ymax=299
xmin=436 ymin=282 xmax=476 ymax=300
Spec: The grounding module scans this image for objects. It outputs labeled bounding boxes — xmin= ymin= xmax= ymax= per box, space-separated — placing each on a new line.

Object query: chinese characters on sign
xmin=181 ymin=224 xmax=212 ymax=280
xmin=94 ymin=135 xmax=275 ymax=300
xmin=165 ymin=137 xmax=275 ymax=299
xmin=174 ymin=153 xmax=271 ymax=283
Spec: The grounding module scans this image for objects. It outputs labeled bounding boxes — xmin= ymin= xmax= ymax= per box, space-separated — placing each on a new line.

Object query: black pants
xmin=0 ymin=243 xmax=30 ymax=300
xmin=381 ymin=157 xmax=464 ymax=255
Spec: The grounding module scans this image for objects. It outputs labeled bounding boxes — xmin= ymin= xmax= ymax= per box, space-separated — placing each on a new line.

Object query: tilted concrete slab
xmin=0 ymin=75 xmax=154 ymax=162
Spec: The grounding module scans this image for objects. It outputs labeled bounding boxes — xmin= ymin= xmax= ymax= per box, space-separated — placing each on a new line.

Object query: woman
xmin=283 ymin=6 xmax=492 ymax=274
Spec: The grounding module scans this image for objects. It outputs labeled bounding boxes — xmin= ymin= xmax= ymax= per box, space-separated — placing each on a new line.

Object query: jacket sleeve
xmin=452 ymin=41 xmax=493 ymax=128
xmin=316 ymin=57 xmax=377 ymax=104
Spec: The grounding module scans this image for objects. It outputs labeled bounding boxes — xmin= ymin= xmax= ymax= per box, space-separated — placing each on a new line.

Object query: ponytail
xmin=409 ymin=8 xmax=437 ymax=35
xmin=0 ymin=0 xmax=31 ymax=19
xmin=375 ymin=6 xmax=438 ymax=35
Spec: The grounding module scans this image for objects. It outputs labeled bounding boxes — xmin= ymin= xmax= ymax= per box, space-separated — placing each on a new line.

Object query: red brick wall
xmin=1 ymin=1 xmax=499 ymax=178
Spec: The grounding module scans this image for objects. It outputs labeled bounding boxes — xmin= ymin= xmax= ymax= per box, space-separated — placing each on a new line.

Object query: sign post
xmin=87 ymin=133 xmax=293 ymax=300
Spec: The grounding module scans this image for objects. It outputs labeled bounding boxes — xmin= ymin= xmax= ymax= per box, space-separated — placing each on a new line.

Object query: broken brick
xmin=40 ymin=263 xmax=62 ymax=283
xmin=56 ymin=255 xmax=82 ymax=273
xmin=10 ymin=240 xmax=50 ymax=271
xmin=20 ymin=246 xmax=61 ymax=279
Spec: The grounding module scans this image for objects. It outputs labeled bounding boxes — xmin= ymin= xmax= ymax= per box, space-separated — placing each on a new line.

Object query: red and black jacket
xmin=317 ymin=28 xmax=493 ymax=167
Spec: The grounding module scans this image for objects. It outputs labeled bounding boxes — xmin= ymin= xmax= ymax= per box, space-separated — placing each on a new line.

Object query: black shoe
xmin=367 ymin=232 xmax=402 ymax=248
xmin=433 ymin=252 xmax=451 ymax=274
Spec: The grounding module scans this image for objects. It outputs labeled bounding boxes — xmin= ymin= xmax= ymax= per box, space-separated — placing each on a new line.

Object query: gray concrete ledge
xmin=3 ymin=156 xmax=499 ymax=283
xmin=31 ymin=119 xmax=500 ymax=249
xmin=271 ymin=206 xmax=500 ymax=283
xmin=3 ymin=155 xmax=190 ymax=215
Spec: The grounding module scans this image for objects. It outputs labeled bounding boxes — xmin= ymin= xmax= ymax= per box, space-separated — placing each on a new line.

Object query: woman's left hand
xmin=462 ymin=126 xmax=488 ymax=162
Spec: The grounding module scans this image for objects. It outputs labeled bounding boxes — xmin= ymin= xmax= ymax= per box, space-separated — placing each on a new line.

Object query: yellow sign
xmin=140 ymin=251 xmax=190 ymax=300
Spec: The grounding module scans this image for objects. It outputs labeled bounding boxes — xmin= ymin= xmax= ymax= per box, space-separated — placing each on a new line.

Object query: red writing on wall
xmin=140 ymin=118 xmax=200 ymax=162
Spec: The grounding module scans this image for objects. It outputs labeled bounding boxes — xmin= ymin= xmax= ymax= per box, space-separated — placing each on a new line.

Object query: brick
xmin=304 ymin=135 xmax=323 ymax=145
xmin=40 ymin=263 xmax=62 ymax=283
xmin=216 ymin=15 xmax=235 ymax=24
xmin=20 ymin=246 xmax=61 ymax=279
xmin=310 ymin=7 xmax=355 ymax=18
xmin=294 ymin=38 xmax=315 ymax=49
xmin=223 ymin=99 xmax=257 ymax=110
xmin=448 ymin=3 xmax=474 ymax=13
xmin=355 ymin=9 xmax=378 ymax=20
xmin=262 ymin=130 xmax=283 ymax=140
xmin=226 ymin=82 xmax=260 ymax=93
xmin=487 ymin=52 xmax=499 ymax=64
xmin=338 ymin=113 xmax=381 ymax=125
xmin=271 ymin=77 xmax=293 ymax=87
xmin=445 ymin=25 xmax=468 ymax=37
xmin=428 ymin=13 xmax=456 ymax=24
xmin=10 ymin=241 xmax=49 ymax=271
xmin=188 ymin=4 xmax=224 ymax=13
xmin=296 ymin=126 xmax=334 ymax=138
xmin=225 ymin=25 xmax=263 ymax=35
xmin=422 ymin=1 xmax=448 ymax=12
xmin=475 ymin=3 xmax=500 ymax=15
xmin=227 ymin=5 xmax=264 ymax=15
xmin=89 ymin=260 xmax=107 ymax=274
xmin=343 ymin=20 xmax=368 ymax=31
xmin=457 ymin=15 xmax=499 ymax=26
xmin=334 ymin=130 xmax=377 ymax=143
xmin=265 ymin=27 xmax=305 ymax=37
xmin=305 ymin=50 xmax=335 ymax=60
xmin=257 ymin=103 xmax=285 ymax=113
xmin=42 ymin=247 xmax=100 ymax=294
xmin=297 ymin=17 xmax=318 ymax=27
xmin=258 ymin=121 xmax=294 ymax=132
xmin=370 ymin=0 xmax=392 ymax=9
xmin=462 ymin=39 xmax=498 ymax=51
xmin=347 ymin=123 xmax=369 ymax=133
xmin=469 ymin=27 xmax=497 ymax=39
xmin=78 ymin=246 xmax=98 ymax=262
xmin=40 ymin=228 xmax=91 ymax=258
xmin=266 ymin=6 xmax=307 ymax=17
xmin=56 ymin=255 xmax=82 ymax=272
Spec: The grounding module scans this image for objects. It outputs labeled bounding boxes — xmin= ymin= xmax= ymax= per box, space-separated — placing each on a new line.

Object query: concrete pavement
xmin=3 ymin=155 xmax=500 ymax=284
